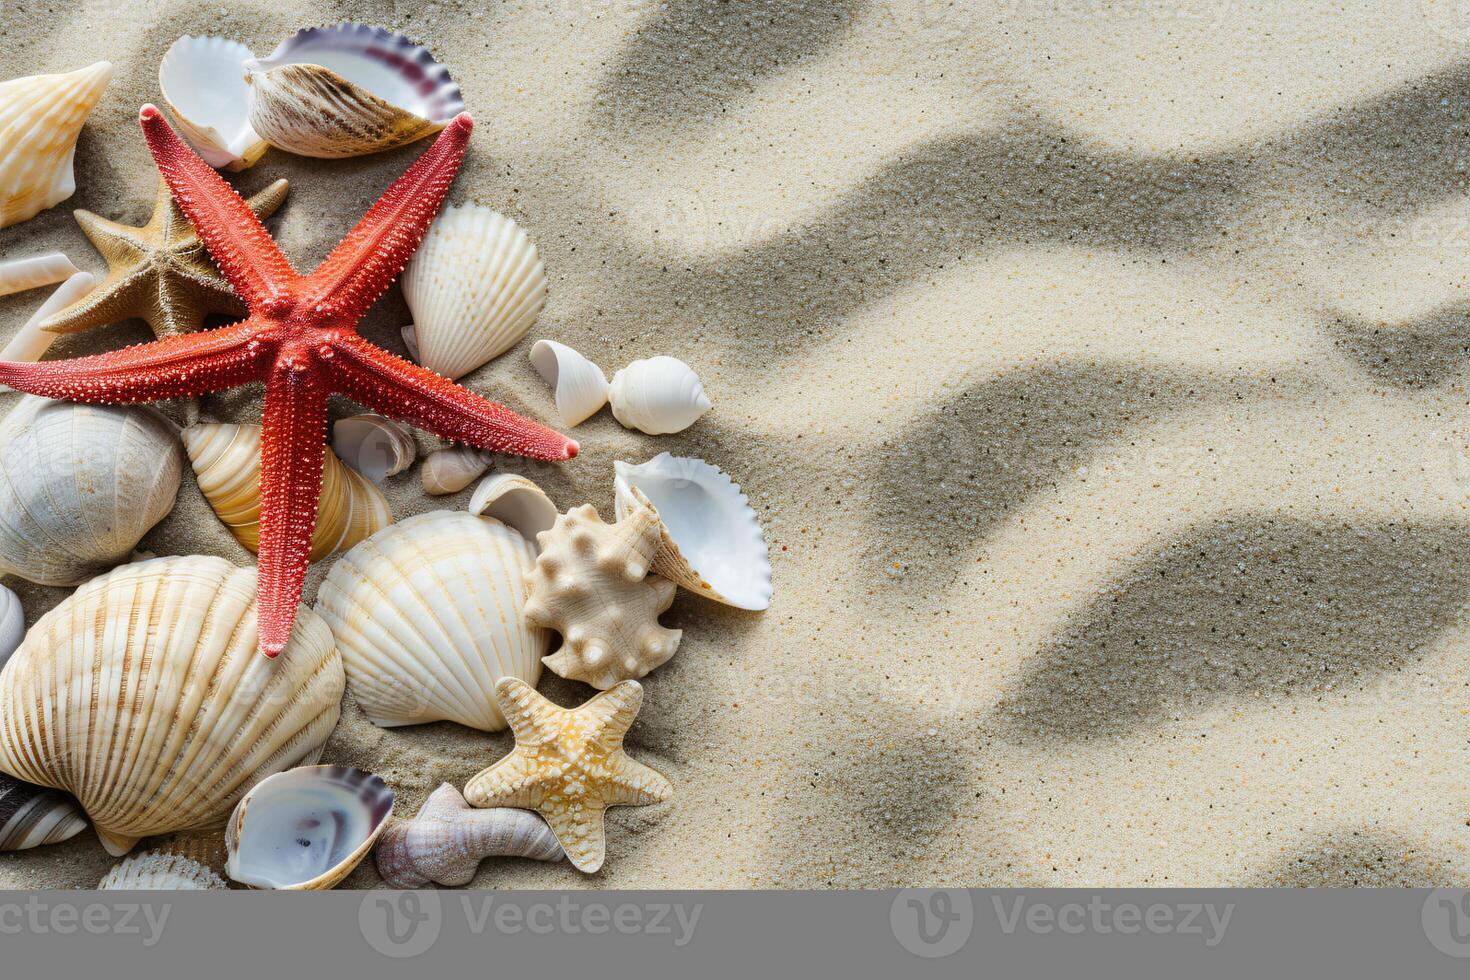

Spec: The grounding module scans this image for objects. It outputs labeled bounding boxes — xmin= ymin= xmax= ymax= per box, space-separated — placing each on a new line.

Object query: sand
xmin=3 ymin=0 xmax=1470 ymax=888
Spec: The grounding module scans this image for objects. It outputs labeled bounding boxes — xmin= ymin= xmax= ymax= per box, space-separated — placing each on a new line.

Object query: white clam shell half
xmin=159 ymin=36 xmax=268 ymax=170
xmin=331 ymin=413 xmax=417 ymax=482
xmin=468 ymin=473 xmax=559 ymax=545
xmin=608 ymin=356 xmax=712 ymax=435
xmin=529 ymin=339 xmax=608 ymax=427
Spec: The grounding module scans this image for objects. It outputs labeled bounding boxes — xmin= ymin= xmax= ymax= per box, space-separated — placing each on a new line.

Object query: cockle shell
xmin=421 ymin=444 xmax=494 ymax=495
xmin=402 ymin=206 xmax=547 ymax=380
xmin=0 ymin=62 xmax=113 ymax=229
xmin=159 ymin=36 xmax=268 ymax=170
xmin=0 ymin=585 xmax=22 ymax=671
xmin=526 ymin=504 xmax=681 ymax=690
xmin=608 ymin=356 xmax=712 ymax=435
xmin=331 ymin=413 xmax=416 ymax=481
xmin=614 ymin=453 xmax=772 ymax=611
xmin=0 ymin=252 xmax=78 ymax=298
xmin=0 ymin=397 xmax=182 ymax=586
xmin=99 ymin=852 xmax=228 ymax=890
xmin=0 ymin=270 xmax=96 ymax=362
xmin=0 ymin=774 xmax=87 ymax=851
xmin=529 ymin=339 xmax=609 ymax=428
xmin=468 ymin=473 xmax=558 ymax=545
xmin=243 ymin=24 xmax=464 ymax=159
xmin=182 ymin=422 xmax=392 ymax=562
xmin=316 ymin=511 xmax=547 ymax=731
xmin=225 ymin=766 xmax=394 ymax=890
xmin=0 ymin=555 xmax=344 ymax=855
xmin=375 ymin=783 xmax=563 ymax=888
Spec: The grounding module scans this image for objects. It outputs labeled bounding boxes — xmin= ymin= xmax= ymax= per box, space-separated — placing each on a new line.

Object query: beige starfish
xmin=464 ymin=678 xmax=673 ymax=873
xmin=41 ymin=177 xmax=289 ymax=339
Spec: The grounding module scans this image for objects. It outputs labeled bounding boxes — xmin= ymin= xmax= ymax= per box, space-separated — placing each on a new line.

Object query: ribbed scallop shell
xmin=0 ymin=62 xmax=112 ymax=228
xmin=160 ymin=36 xmax=268 ymax=171
xmin=0 ymin=555 xmax=345 ymax=855
xmin=529 ymin=340 xmax=608 ymax=427
xmin=99 ymin=852 xmax=228 ymax=890
xmin=0 ymin=252 xmax=78 ymax=298
xmin=315 ymin=511 xmax=547 ymax=731
xmin=0 ymin=774 xmax=88 ymax=851
xmin=0 ymin=397 xmax=182 ymax=586
xmin=402 ymin=205 xmax=547 ymax=380
xmin=608 ymin=356 xmax=712 ymax=435
xmin=182 ymin=422 xmax=392 ymax=561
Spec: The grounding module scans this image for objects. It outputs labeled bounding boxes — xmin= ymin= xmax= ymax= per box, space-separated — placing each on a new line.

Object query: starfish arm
xmin=492 ymin=678 xmax=566 ymax=746
xmin=602 ymin=754 xmax=674 ymax=807
xmin=539 ymin=805 xmax=609 ymax=874
xmin=583 ymin=681 xmax=645 ymax=750
xmin=328 ymin=334 xmax=579 ymax=461
xmin=302 ymin=114 xmax=474 ymax=323
xmin=463 ymin=751 xmax=550 ymax=811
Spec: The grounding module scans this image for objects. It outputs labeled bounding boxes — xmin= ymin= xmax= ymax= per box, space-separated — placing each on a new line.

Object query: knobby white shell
xmin=0 ymin=61 xmax=113 ymax=229
xmin=159 ymin=36 xmax=268 ymax=171
xmin=402 ymin=206 xmax=547 ymax=380
xmin=99 ymin=852 xmax=228 ymax=890
xmin=0 ymin=270 xmax=96 ymax=362
xmin=468 ymin=473 xmax=558 ymax=545
xmin=529 ymin=339 xmax=608 ymax=427
xmin=0 ymin=252 xmax=78 ymax=298
xmin=421 ymin=444 xmax=494 ymax=495
xmin=375 ymin=783 xmax=563 ymax=888
xmin=614 ymin=453 xmax=772 ymax=611
xmin=608 ymin=356 xmax=712 ymax=435
xmin=332 ymin=413 xmax=417 ymax=481
xmin=315 ymin=511 xmax=547 ymax=731
xmin=0 ymin=584 xmax=22 ymax=671
xmin=0 ymin=774 xmax=88 ymax=851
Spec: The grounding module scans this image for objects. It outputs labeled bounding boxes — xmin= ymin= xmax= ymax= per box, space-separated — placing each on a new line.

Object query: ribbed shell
xmin=315 ymin=511 xmax=546 ymax=731
xmin=608 ymin=356 xmax=712 ymax=435
xmin=0 ymin=556 xmax=345 ymax=855
xmin=0 ymin=62 xmax=113 ymax=228
xmin=375 ymin=783 xmax=562 ymax=887
xmin=529 ymin=339 xmax=608 ymax=428
xmin=99 ymin=852 xmax=228 ymax=890
xmin=0 ymin=585 xmax=22 ymax=671
xmin=0 ymin=774 xmax=87 ymax=851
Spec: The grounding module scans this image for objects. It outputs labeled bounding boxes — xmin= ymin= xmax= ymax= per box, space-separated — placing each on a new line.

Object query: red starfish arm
xmin=302 ymin=114 xmax=474 ymax=322
xmin=139 ymin=105 xmax=298 ymax=310
xmin=329 ymin=334 xmax=579 ymax=461
xmin=0 ymin=318 xmax=273 ymax=403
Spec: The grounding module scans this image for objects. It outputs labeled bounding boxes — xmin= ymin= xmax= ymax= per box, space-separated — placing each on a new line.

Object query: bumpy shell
xmin=529 ymin=340 xmax=608 ymax=428
xmin=244 ymin=23 xmax=464 ymax=159
xmin=0 ymin=252 xmax=78 ymax=298
xmin=0 ymin=62 xmax=113 ymax=229
xmin=225 ymin=766 xmax=393 ymax=890
xmin=159 ymin=36 xmax=268 ymax=170
xmin=614 ymin=453 xmax=772 ymax=611
xmin=0 ymin=556 xmax=345 ymax=855
xmin=99 ymin=852 xmax=227 ymax=890
xmin=526 ymin=504 xmax=681 ymax=690
xmin=331 ymin=413 xmax=417 ymax=481
xmin=375 ymin=783 xmax=563 ymax=887
xmin=421 ymin=444 xmax=494 ymax=495
xmin=0 ymin=774 xmax=87 ymax=851
xmin=608 ymin=356 xmax=712 ymax=435
xmin=402 ymin=206 xmax=547 ymax=380
xmin=0 ymin=271 xmax=96 ymax=362
xmin=0 ymin=585 xmax=22 ymax=671
xmin=468 ymin=473 xmax=558 ymax=545
xmin=182 ymin=423 xmax=392 ymax=562
xmin=0 ymin=397 xmax=182 ymax=586
xmin=316 ymin=511 xmax=547 ymax=731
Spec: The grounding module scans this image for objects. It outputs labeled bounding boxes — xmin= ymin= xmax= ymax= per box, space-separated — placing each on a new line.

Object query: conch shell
xmin=421 ymin=444 xmax=494 ymax=495
xmin=99 ymin=852 xmax=228 ymax=890
xmin=0 ymin=555 xmax=345 ymax=855
xmin=0 ymin=774 xmax=87 ymax=851
xmin=468 ymin=473 xmax=558 ymax=545
xmin=376 ymin=783 xmax=563 ymax=888
xmin=0 ymin=62 xmax=113 ymax=228
xmin=159 ymin=36 xmax=268 ymax=170
xmin=331 ymin=413 xmax=416 ymax=481
xmin=608 ymin=356 xmax=712 ymax=434
xmin=0 ymin=252 xmax=79 ymax=298
xmin=529 ymin=340 xmax=608 ymax=428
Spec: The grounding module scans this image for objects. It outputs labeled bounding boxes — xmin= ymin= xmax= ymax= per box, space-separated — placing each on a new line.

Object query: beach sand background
xmin=3 ymin=0 xmax=1470 ymax=887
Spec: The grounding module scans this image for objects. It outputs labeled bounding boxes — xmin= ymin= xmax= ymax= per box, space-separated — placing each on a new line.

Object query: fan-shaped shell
xmin=0 ymin=252 xmax=78 ymax=298
xmin=0 ymin=62 xmax=112 ymax=228
xmin=0 ymin=555 xmax=345 ymax=855
xmin=468 ymin=473 xmax=558 ymax=545
xmin=0 ymin=397 xmax=182 ymax=586
xmin=160 ymin=36 xmax=268 ymax=171
xmin=99 ymin=852 xmax=228 ymax=890
xmin=402 ymin=206 xmax=547 ymax=380
xmin=0 ymin=774 xmax=87 ymax=851
xmin=315 ymin=511 xmax=547 ymax=731
xmin=331 ymin=413 xmax=416 ymax=481
xmin=529 ymin=340 xmax=608 ymax=427
xmin=608 ymin=356 xmax=712 ymax=435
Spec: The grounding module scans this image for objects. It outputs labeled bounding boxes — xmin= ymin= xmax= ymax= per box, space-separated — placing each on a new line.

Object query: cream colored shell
xmin=529 ymin=339 xmax=608 ymax=427
xmin=375 ymin=783 xmax=563 ymax=888
xmin=608 ymin=356 xmax=712 ymax=435
xmin=331 ymin=413 xmax=416 ymax=481
xmin=468 ymin=473 xmax=558 ymax=545
xmin=0 ymin=62 xmax=112 ymax=229
xmin=421 ymin=444 xmax=494 ymax=495
xmin=0 ymin=271 xmax=96 ymax=362
xmin=0 ymin=252 xmax=79 ymax=298
xmin=99 ymin=852 xmax=228 ymax=890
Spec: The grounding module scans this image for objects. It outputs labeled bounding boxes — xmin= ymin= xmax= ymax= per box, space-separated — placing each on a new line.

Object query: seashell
xmin=159 ymin=36 xmax=268 ymax=171
xmin=243 ymin=23 xmax=464 ymax=159
xmin=608 ymin=356 xmax=712 ymax=435
xmin=99 ymin=852 xmax=227 ymax=890
xmin=0 ymin=62 xmax=113 ymax=229
xmin=316 ymin=511 xmax=547 ymax=731
xmin=375 ymin=783 xmax=562 ymax=887
xmin=526 ymin=504 xmax=681 ymax=690
xmin=225 ymin=766 xmax=393 ymax=890
xmin=402 ymin=206 xmax=547 ymax=380
xmin=421 ymin=444 xmax=495 ymax=495
xmin=529 ymin=339 xmax=609 ymax=428
xmin=0 ymin=270 xmax=96 ymax=362
xmin=0 ymin=774 xmax=87 ymax=851
xmin=331 ymin=413 xmax=416 ymax=482
xmin=0 ymin=397 xmax=182 ymax=586
xmin=468 ymin=473 xmax=558 ymax=545
xmin=614 ymin=453 xmax=772 ymax=611
xmin=182 ymin=422 xmax=392 ymax=561
xmin=0 ymin=555 xmax=344 ymax=855
xmin=0 ymin=584 xmax=22 ymax=671
xmin=0 ymin=252 xmax=79 ymax=298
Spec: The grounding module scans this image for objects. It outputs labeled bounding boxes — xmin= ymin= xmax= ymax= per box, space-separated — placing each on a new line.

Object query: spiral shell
xmin=0 ymin=774 xmax=87 ymax=851
xmin=608 ymin=356 xmax=712 ymax=435
xmin=529 ymin=340 xmax=608 ymax=428
xmin=421 ymin=444 xmax=495 ymax=495
xmin=331 ymin=413 xmax=417 ymax=481
xmin=376 ymin=783 xmax=563 ymax=888
xmin=0 ymin=62 xmax=113 ymax=228
xmin=99 ymin=852 xmax=228 ymax=890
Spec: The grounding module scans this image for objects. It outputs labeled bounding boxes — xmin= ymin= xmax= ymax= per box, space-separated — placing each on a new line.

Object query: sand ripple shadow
xmin=1329 ymin=305 xmax=1470 ymax=390
xmin=1247 ymin=829 xmax=1467 ymax=887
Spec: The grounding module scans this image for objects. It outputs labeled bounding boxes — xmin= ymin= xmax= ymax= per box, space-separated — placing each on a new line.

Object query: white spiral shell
xmin=608 ymin=356 xmax=712 ymax=435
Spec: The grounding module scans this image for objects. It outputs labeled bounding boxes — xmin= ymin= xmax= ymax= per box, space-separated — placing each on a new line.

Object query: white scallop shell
xmin=0 ymin=62 xmax=113 ymax=229
xmin=608 ymin=356 xmax=712 ymax=435
xmin=468 ymin=473 xmax=559 ymax=545
xmin=614 ymin=453 xmax=772 ymax=611
xmin=0 ymin=584 xmax=23 ymax=671
xmin=315 ymin=511 xmax=547 ymax=731
xmin=402 ymin=206 xmax=547 ymax=380
xmin=99 ymin=852 xmax=228 ymax=890
xmin=0 ymin=252 xmax=78 ymax=298
xmin=331 ymin=413 xmax=417 ymax=481
xmin=420 ymin=444 xmax=494 ymax=495
xmin=529 ymin=339 xmax=608 ymax=427
xmin=159 ymin=36 xmax=268 ymax=171
xmin=0 ymin=270 xmax=96 ymax=362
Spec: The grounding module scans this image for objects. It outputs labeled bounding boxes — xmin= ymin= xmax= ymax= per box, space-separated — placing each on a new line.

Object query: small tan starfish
xmin=41 ymin=177 xmax=289 ymax=339
xmin=464 ymin=678 xmax=673 ymax=873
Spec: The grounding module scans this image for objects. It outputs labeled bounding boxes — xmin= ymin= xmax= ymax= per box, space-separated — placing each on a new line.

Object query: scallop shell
xmin=0 ymin=397 xmax=182 ymax=586
xmin=375 ymin=783 xmax=563 ymax=888
xmin=0 ymin=585 xmax=22 ymax=672
xmin=99 ymin=852 xmax=228 ymax=890
xmin=0 ymin=62 xmax=113 ymax=229
xmin=331 ymin=413 xmax=416 ymax=482
xmin=608 ymin=356 xmax=712 ymax=435
xmin=402 ymin=206 xmax=547 ymax=380
xmin=529 ymin=340 xmax=608 ymax=428
xmin=0 ymin=252 xmax=78 ymax=298
xmin=0 ymin=270 xmax=96 ymax=362
xmin=243 ymin=24 xmax=464 ymax=159
xmin=421 ymin=444 xmax=495 ymax=495
xmin=182 ymin=422 xmax=392 ymax=562
xmin=225 ymin=766 xmax=393 ymax=890
xmin=468 ymin=473 xmax=558 ymax=545
xmin=0 ymin=555 xmax=344 ymax=855
xmin=159 ymin=36 xmax=268 ymax=171
xmin=316 ymin=511 xmax=547 ymax=731
xmin=0 ymin=774 xmax=87 ymax=851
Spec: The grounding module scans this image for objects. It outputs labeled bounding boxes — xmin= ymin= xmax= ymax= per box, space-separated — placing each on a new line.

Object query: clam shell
xmin=182 ymin=422 xmax=393 ymax=561
xmin=614 ymin=453 xmax=772 ymax=611
xmin=608 ymin=356 xmax=712 ymax=435
xmin=159 ymin=36 xmax=268 ymax=171
xmin=0 ymin=252 xmax=79 ymax=298
xmin=225 ymin=766 xmax=393 ymax=890
xmin=468 ymin=473 xmax=558 ymax=545
xmin=316 ymin=511 xmax=546 ymax=731
xmin=331 ymin=413 xmax=417 ymax=482
xmin=375 ymin=783 xmax=562 ymax=888
xmin=529 ymin=339 xmax=608 ymax=428
xmin=0 ymin=62 xmax=113 ymax=229
xmin=402 ymin=206 xmax=547 ymax=380
xmin=421 ymin=444 xmax=494 ymax=495
xmin=0 ymin=555 xmax=344 ymax=855
xmin=99 ymin=852 xmax=227 ymax=890
xmin=244 ymin=24 xmax=464 ymax=159
xmin=0 ymin=774 xmax=87 ymax=851
xmin=0 ymin=397 xmax=182 ymax=586
xmin=0 ymin=270 xmax=96 ymax=362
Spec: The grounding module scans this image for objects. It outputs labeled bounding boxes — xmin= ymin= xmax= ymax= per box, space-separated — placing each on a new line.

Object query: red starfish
xmin=0 ymin=106 xmax=577 ymax=657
